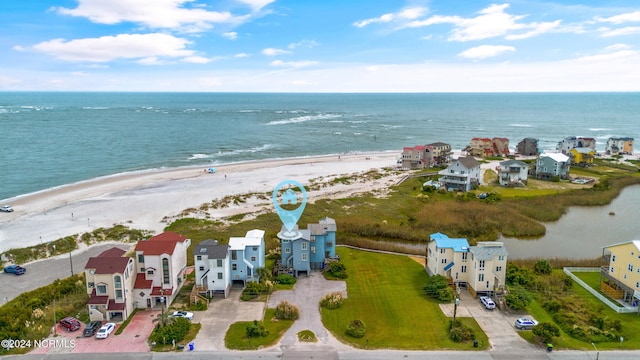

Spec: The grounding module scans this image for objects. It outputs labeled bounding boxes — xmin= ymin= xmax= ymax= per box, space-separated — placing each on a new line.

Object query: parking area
xmin=30 ymin=309 xmax=159 ymax=354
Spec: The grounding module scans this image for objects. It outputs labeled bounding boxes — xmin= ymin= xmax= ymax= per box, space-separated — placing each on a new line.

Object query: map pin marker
xmin=272 ymin=180 xmax=307 ymax=237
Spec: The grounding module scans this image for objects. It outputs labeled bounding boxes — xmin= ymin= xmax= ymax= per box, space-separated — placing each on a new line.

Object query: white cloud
xmin=222 ymin=32 xmax=238 ymax=40
xmin=458 ymin=45 xmax=515 ymax=60
xmin=235 ymin=53 xmax=250 ymax=58
xmin=236 ymin=0 xmax=275 ymax=12
xmin=288 ymin=40 xmax=318 ymax=49
xmin=182 ymin=56 xmax=212 ymax=64
xmin=270 ymin=60 xmax=318 ymax=68
xmin=599 ymin=26 xmax=640 ymax=37
xmin=262 ymin=47 xmax=291 ymax=56
xmin=55 ymin=0 xmax=249 ymax=32
xmin=405 ymin=3 xmax=560 ymax=42
xmin=576 ymin=50 xmax=637 ymax=62
xmin=137 ymin=57 xmax=165 ymax=65
xmin=353 ymin=6 xmax=427 ymax=28
xmin=32 ymin=33 xmax=194 ymax=62
xmin=595 ymin=11 xmax=640 ymax=24
xmin=606 ymin=43 xmax=632 ymax=51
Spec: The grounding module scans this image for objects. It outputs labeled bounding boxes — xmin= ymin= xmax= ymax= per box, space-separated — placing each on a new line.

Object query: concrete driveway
xmin=191 ymin=288 xmax=265 ymax=351
xmin=267 ymin=272 xmax=349 ymax=352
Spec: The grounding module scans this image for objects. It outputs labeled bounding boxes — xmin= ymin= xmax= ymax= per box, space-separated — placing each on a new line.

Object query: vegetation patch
xmin=323 ymin=261 xmax=348 ymax=279
xmin=320 ymin=291 xmax=345 ymax=309
xmin=346 ymin=319 xmax=367 ymax=338
xmin=274 ymin=301 xmax=300 ymax=320
xmin=225 ymin=308 xmax=294 ymax=350
xmin=297 ymin=329 xmax=317 ymax=342
xmin=423 ymin=275 xmax=454 ymax=302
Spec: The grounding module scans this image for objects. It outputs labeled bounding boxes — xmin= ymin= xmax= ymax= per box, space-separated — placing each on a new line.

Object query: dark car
xmin=83 ymin=321 xmax=102 ymax=337
xmin=59 ymin=316 xmax=81 ymax=332
xmin=3 ymin=264 xmax=26 ymax=275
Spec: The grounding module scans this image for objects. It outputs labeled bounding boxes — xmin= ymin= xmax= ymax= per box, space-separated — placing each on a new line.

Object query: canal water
xmin=500 ymin=185 xmax=640 ymax=259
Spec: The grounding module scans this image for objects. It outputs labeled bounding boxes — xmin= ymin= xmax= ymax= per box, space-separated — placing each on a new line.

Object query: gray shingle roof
xmin=457 ymin=156 xmax=480 ymax=169
xmin=194 ymin=239 xmax=229 ymax=259
xmin=470 ymin=243 xmax=508 ymax=261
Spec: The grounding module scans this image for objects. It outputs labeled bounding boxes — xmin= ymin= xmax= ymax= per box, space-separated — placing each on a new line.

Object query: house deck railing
xmin=563 ymin=267 xmax=638 ymax=314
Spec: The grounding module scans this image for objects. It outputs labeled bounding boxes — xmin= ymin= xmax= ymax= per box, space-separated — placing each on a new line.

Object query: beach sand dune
xmin=0 ymin=152 xmax=400 ymax=252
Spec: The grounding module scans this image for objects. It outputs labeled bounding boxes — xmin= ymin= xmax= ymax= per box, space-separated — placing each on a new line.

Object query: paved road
xmin=0 ymin=242 xmax=132 ymax=305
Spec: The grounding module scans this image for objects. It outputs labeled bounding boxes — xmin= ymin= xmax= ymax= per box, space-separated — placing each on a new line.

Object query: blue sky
xmin=1 ymin=0 xmax=639 ymax=92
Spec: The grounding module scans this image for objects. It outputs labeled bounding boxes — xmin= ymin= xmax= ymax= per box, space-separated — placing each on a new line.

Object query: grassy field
xmin=224 ymin=308 xmax=293 ymax=350
xmin=321 ymin=247 xmax=488 ymax=350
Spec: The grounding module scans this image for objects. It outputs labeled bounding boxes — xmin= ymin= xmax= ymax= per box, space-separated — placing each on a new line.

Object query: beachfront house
xmin=556 ymin=136 xmax=596 ymax=154
xmin=569 ymin=147 xmax=596 ymax=165
xmin=516 ymin=138 xmax=541 ymax=156
xmin=606 ymin=137 xmax=634 ymax=156
xmin=401 ymin=145 xmax=434 ymax=169
xmin=229 ymin=230 xmax=266 ymax=285
xmin=466 ymin=137 xmax=510 ymax=158
xmin=193 ymin=239 xmax=231 ymax=298
xmin=426 ymin=142 xmax=452 ymax=165
xmin=132 ymin=231 xmax=191 ymax=309
xmin=84 ymin=247 xmax=136 ymax=322
xmin=426 ymin=233 xmax=470 ymax=286
xmin=438 ymin=156 xmax=481 ymax=191
xmin=496 ymin=159 xmax=528 ymax=186
xmin=600 ymin=240 xmax=640 ymax=307
xmin=278 ymin=217 xmax=337 ymax=277
xmin=467 ymin=242 xmax=508 ymax=298
xmin=534 ymin=153 xmax=571 ymax=180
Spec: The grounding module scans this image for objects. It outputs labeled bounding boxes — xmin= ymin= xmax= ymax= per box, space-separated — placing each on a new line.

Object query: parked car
xmin=479 ymin=296 xmax=496 ymax=310
xmin=95 ymin=323 xmax=116 ymax=339
xmin=83 ymin=321 xmax=102 ymax=337
xmin=515 ymin=317 xmax=538 ymax=330
xmin=3 ymin=264 xmax=26 ymax=275
xmin=0 ymin=205 xmax=13 ymax=212
xmin=169 ymin=310 xmax=194 ymax=321
xmin=59 ymin=317 xmax=82 ymax=332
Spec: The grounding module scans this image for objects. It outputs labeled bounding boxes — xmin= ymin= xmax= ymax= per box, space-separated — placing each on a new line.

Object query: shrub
xmin=532 ymin=322 xmax=560 ymax=344
xmin=325 ymin=261 xmax=348 ymax=279
xmin=274 ymin=301 xmax=300 ymax=320
xmin=345 ymin=319 xmax=366 ymax=338
xmin=505 ymin=286 xmax=532 ymax=311
xmin=542 ymin=299 xmax=562 ymax=313
xmin=449 ymin=320 xmax=474 ymax=342
xmin=423 ymin=275 xmax=453 ymax=302
xmin=149 ymin=317 xmax=191 ymax=345
xmin=276 ymin=274 xmax=296 ymax=285
xmin=246 ymin=320 xmax=269 ymax=338
xmin=320 ymin=291 xmax=344 ymax=309
xmin=533 ymin=259 xmax=552 ymax=275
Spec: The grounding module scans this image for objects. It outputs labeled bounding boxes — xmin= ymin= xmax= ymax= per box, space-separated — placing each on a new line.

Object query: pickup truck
xmin=4 ymin=264 xmax=26 ymax=275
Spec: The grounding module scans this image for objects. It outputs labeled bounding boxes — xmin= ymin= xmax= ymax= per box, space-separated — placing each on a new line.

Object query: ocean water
xmin=1 ymin=92 xmax=639 ymax=201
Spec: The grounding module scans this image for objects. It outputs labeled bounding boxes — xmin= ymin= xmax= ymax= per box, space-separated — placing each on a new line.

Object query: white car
xmin=95 ymin=323 xmax=115 ymax=339
xmin=0 ymin=205 xmax=14 ymax=212
xmin=479 ymin=296 xmax=496 ymax=310
xmin=170 ymin=310 xmax=194 ymax=321
xmin=515 ymin=317 xmax=539 ymax=330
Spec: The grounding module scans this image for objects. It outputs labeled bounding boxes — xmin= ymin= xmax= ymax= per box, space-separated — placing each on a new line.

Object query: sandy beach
xmin=0 ymin=151 xmax=402 ymax=252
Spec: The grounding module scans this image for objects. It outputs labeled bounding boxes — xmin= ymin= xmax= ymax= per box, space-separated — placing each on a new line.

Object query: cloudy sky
xmin=1 ymin=0 xmax=639 ymax=92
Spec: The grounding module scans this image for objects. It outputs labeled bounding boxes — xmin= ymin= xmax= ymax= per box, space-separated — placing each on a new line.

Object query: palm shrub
xmin=275 ymin=301 xmax=300 ymax=320
xmin=246 ymin=320 xmax=269 ymax=338
xmin=319 ymin=291 xmax=344 ymax=309
xmin=345 ymin=319 xmax=366 ymax=338
xmin=150 ymin=317 xmax=191 ymax=345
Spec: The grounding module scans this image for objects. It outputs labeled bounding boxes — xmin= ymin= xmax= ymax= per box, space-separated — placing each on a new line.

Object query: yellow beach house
xmin=601 ymin=240 xmax=640 ymax=307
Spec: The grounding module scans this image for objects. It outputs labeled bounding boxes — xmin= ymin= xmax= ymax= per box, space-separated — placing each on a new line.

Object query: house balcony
xmin=440 ymin=177 xmax=469 ymax=185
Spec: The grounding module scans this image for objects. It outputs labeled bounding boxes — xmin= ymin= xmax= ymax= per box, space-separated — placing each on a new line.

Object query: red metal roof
xmin=87 ymin=288 xmax=109 ymax=305
xmin=98 ymin=247 xmax=126 ymax=258
xmin=108 ymin=299 xmax=126 ymax=311
xmin=85 ymin=247 xmax=130 ymax=274
xmin=151 ymin=287 xmax=174 ymax=296
xmin=134 ymin=273 xmax=153 ymax=290
xmin=135 ymin=231 xmax=187 ymax=256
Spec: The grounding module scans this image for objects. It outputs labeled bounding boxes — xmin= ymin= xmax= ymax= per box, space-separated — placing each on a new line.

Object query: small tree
xmin=423 ymin=275 xmax=453 ymax=302
xmin=325 ymin=261 xmax=347 ymax=279
xmin=246 ymin=320 xmax=269 ymax=338
xmin=532 ymin=322 xmax=560 ymax=344
xmin=505 ymin=285 xmax=532 ymax=311
xmin=345 ymin=319 xmax=366 ymax=338
xmin=275 ymin=301 xmax=300 ymax=320
xmin=533 ymin=259 xmax=552 ymax=275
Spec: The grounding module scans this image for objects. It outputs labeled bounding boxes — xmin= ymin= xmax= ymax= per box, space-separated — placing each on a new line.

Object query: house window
xmin=88 ymin=282 xmax=95 ymax=289
xmin=162 ymin=258 xmax=170 ymax=285
xmin=302 ymin=253 xmax=308 ymax=261
xmin=461 ymin=265 xmax=467 ymax=273
xmin=231 ymin=250 xmax=237 ymax=260
xmin=441 ymin=259 xmax=447 ymax=264
xmin=612 ymin=255 xmax=616 ymax=262
xmin=96 ymin=284 xmax=107 ymax=295
xmin=496 ymin=266 xmax=502 ymax=272
xmin=196 ymin=255 xmax=202 ymax=261
xmin=147 ymin=269 xmax=154 ymax=275
xmin=611 ymin=267 xmax=614 ymax=273
xmin=479 ymin=260 xmax=485 ymax=270
xmin=462 ymin=253 xmax=467 ymax=262
xmin=218 ymin=272 xmax=223 ymax=280
xmin=311 ymin=246 xmax=316 ymax=254
xmin=199 ymin=266 xmax=205 ymax=271
xmin=486 ymin=281 xmax=490 ymax=288
xmin=498 ymin=256 xmax=505 ymax=261
xmin=251 ymin=256 xmax=256 ymax=262
xmin=285 ymin=248 xmax=291 ymax=254
xmin=217 ymin=259 xmax=223 ymax=267
xmin=440 ymin=248 xmax=445 ymax=254
xmin=138 ymin=254 xmax=144 ymax=263
xmin=114 ymin=275 xmax=122 ymax=289
xmin=115 ymin=289 xmax=123 ymax=300
xmin=302 ymin=242 xmax=307 ymax=250
xmin=629 ymin=264 xmax=634 ymax=272
xmin=253 ymin=247 xmax=258 ymax=251
xmin=232 ymin=263 xmax=237 ymax=271
xmin=479 ymin=274 xmax=484 ymax=282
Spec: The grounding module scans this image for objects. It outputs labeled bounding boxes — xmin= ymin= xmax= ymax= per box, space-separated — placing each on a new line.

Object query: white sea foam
xmin=509 ymin=123 xmax=533 ymax=127
xmin=266 ymin=113 xmax=342 ymax=125
xmin=188 ymin=153 xmax=211 ymax=160
xmin=213 ymin=144 xmax=273 ymax=157
xmin=588 ymin=128 xmax=611 ymax=132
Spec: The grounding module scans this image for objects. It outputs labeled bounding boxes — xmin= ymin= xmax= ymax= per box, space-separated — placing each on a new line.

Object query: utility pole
xmin=591 ymin=342 xmax=599 ymax=360
xmin=53 ymin=299 xmax=57 ymax=336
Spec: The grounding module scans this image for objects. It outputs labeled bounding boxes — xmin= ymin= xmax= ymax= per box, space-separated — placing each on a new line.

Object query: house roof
xmin=430 ymin=232 xmax=469 ymax=252
xmin=135 ymin=231 xmax=188 ymax=255
xmin=134 ymin=273 xmax=153 ymax=290
xmin=541 ymin=153 xmax=569 ymax=162
xmin=500 ymin=159 xmax=527 ymax=167
xmin=309 ymin=217 xmax=337 ymax=234
xmin=85 ymin=247 xmax=130 ymax=274
xmin=151 ymin=287 xmax=173 ymax=296
xmin=571 ymin=147 xmax=596 ymax=154
xmin=87 ymin=288 xmax=109 ymax=305
xmin=427 ymin=142 xmax=450 ymax=147
xmin=108 ymin=299 xmax=126 ymax=311
xmin=456 ymin=156 xmax=480 ymax=169
xmin=194 ymin=239 xmax=229 ymax=259
xmin=470 ymin=242 xmax=508 ymax=260
xmin=603 ymin=240 xmax=640 ymax=252
xmin=229 ymin=229 xmax=264 ymax=250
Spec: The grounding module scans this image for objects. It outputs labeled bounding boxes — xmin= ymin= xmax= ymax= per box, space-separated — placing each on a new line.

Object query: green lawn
xmin=321 ymin=247 xmax=488 ymax=350
xmin=224 ymin=308 xmax=293 ymax=350
xmin=573 ymin=271 xmax=622 ymax=306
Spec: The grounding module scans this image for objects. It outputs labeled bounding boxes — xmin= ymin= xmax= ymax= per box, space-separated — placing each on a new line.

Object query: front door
xmin=146 ymin=298 xmax=151 ymax=308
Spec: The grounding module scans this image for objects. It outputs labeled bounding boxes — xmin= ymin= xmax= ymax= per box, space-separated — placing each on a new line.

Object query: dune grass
xmin=321 ymin=247 xmax=488 ymax=350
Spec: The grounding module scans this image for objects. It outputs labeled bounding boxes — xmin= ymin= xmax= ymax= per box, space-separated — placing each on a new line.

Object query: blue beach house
xmin=278 ymin=217 xmax=337 ymax=277
xmin=228 ymin=229 xmax=265 ymax=285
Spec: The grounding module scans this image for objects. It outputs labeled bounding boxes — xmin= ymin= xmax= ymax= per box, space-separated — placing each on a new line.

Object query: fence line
xmin=563 ymin=267 xmax=638 ymax=314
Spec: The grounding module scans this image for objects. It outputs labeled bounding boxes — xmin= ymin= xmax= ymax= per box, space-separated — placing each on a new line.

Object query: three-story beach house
xmin=85 ymin=247 xmax=135 ymax=322
xmin=278 ymin=217 xmax=337 ymax=277
xmin=229 ymin=229 xmax=265 ymax=285
xmin=497 ymin=159 xmax=528 ymax=186
xmin=535 ymin=153 xmax=571 ymax=180
xmin=600 ymin=240 xmax=640 ymax=307
xmin=426 ymin=233 xmax=470 ymax=284
xmin=438 ymin=156 xmax=481 ymax=191
xmin=466 ymin=242 xmax=508 ymax=298
xmin=193 ymin=239 xmax=231 ymax=298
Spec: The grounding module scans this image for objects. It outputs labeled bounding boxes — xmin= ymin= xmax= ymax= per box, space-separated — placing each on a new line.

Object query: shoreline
xmin=0 ymin=151 xmax=401 ymax=252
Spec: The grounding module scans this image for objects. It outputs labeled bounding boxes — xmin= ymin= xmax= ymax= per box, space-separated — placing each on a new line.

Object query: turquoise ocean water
xmin=1 ymin=92 xmax=639 ymax=201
